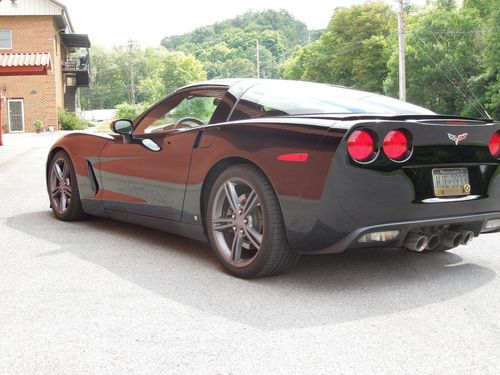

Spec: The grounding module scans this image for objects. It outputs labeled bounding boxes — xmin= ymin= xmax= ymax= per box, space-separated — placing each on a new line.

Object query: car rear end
xmin=299 ymin=117 xmax=500 ymax=254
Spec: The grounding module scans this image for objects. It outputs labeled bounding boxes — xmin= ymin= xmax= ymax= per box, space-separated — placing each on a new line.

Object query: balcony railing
xmin=62 ymin=57 xmax=90 ymax=87
xmin=61 ymin=58 xmax=88 ymax=72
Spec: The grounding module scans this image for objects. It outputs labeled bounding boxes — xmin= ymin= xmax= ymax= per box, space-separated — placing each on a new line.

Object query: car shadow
xmin=6 ymin=211 xmax=496 ymax=330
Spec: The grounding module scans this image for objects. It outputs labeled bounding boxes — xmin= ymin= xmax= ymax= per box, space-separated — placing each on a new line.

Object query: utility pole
xmin=256 ymin=39 xmax=260 ymax=79
xmin=397 ymin=0 xmax=406 ymax=101
xmin=127 ymin=40 xmax=137 ymax=104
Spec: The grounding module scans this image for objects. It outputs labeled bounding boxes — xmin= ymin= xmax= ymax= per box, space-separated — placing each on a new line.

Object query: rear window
xmin=230 ymin=81 xmax=434 ymax=121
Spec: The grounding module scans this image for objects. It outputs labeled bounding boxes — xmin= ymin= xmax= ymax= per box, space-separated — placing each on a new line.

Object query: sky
xmin=62 ymin=0 xmax=428 ymax=48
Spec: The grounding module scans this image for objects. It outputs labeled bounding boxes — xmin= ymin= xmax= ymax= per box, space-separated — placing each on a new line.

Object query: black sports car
xmin=46 ymin=79 xmax=500 ymax=278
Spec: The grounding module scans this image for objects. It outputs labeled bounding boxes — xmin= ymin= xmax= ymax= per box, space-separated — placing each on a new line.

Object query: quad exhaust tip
xmin=441 ymin=231 xmax=464 ymax=248
xmin=404 ymin=229 xmax=474 ymax=252
xmin=426 ymin=234 xmax=441 ymax=251
xmin=404 ymin=233 xmax=428 ymax=252
xmin=457 ymin=230 xmax=474 ymax=245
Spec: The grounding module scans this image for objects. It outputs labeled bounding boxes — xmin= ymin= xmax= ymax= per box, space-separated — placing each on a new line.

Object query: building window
xmin=0 ymin=30 xmax=12 ymax=49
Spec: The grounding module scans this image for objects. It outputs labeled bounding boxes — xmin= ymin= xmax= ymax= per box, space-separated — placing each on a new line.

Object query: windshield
xmin=230 ymin=81 xmax=434 ymax=121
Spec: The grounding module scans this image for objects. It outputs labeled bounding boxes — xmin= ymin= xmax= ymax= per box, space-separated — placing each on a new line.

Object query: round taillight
xmin=489 ymin=131 xmax=500 ymax=159
xmin=347 ymin=129 xmax=378 ymax=163
xmin=383 ymin=129 xmax=412 ymax=161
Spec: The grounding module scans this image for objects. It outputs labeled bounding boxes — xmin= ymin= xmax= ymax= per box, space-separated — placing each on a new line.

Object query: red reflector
xmin=383 ymin=129 xmax=412 ymax=161
xmin=277 ymin=153 xmax=309 ymax=162
xmin=489 ymin=131 xmax=500 ymax=159
xmin=347 ymin=129 xmax=377 ymax=162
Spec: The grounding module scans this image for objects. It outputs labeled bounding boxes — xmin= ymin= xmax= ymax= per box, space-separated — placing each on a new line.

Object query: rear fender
xmin=182 ymin=121 xmax=341 ymax=239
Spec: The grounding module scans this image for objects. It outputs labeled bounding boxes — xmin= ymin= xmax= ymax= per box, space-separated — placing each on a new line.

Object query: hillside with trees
xmin=80 ymin=9 xmax=320 ymax=114
xmin=161 ymin=9 xmax=321 ymax=79
xmin=80 ymin=0 xmax=499 ymax=120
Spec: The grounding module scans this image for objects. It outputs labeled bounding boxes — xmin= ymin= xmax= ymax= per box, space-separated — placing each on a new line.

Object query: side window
xmin=210 ymin=92 xmax=237 ymax=124
xmin=134 ymin=88 xmax=227 ymax=134
xmin=230 ymin=99 xmax=287 ymax=121
xmin=0 ymin=30 xmax=12 ymax=49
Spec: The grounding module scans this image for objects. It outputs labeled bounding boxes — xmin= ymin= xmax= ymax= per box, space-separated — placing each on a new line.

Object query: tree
xmin=162 ymin=10 xmax=310 ymax=55
xmin=80 ymin=46 xmax=207 ymax=110
xmin=80 ymin=45 xmax=130 ymax=109
xmin=159 ymin=9 xmax=317 ymax=81
xmin=482 ymin=5 xmax=500 ymax=118
xmin=161 ymin=52 xmax=207 ymax=95
xmin=258 ymin=30 xmax=286 ymax=60
xmin=283 ymin=2 xmax=396 ymax=93
xmin=463 ymin=0 xmax=495 ymax=19
xmin=384 ymin=1 xmax=487 ymax=116
xmin=136 ymin=48 xmax=169 ymax=103
xmin=221 ymin=58 xmax=255 ymax=79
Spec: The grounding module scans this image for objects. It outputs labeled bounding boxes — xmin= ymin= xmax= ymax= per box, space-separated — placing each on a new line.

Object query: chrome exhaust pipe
xmin=426 ymin=234 xmax=441 ymax=251
xmin=457 ymin=230 xmax=474 ymax=245
xmin=404 ymin=233 xmax=428 ymax=252
xmin=440 ymin=231 xmax=464 ymax=248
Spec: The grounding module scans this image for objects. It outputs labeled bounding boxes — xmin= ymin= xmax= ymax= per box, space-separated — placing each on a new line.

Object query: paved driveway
xmin=0 ymin=133 xmax=499 ymax=374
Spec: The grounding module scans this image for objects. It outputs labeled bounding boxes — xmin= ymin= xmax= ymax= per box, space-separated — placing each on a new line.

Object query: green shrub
xmin=33 ymin=119 xmax=44 ymax=130
xmin=115 ymin=102 xmax=148 ymax=121
xmin=58 ymin=109 xmax=89 ymax=130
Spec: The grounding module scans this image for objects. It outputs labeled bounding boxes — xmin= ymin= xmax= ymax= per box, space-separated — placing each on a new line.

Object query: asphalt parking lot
xmin=0 ymin=132 xmax=499 ymax=374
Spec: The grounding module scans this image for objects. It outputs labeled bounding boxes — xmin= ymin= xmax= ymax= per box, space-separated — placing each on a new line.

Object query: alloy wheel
xmin=49 ymin=158 xmax=72 ymax=214
xmin=211 ymin=178 xmax=264 ymax=267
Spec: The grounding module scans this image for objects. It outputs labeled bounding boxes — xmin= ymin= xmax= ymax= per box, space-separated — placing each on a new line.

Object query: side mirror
xmin=111 ymin=119 xmax=133 ymax=134
xmin=110 ymin=119 xmax=133 ymax=143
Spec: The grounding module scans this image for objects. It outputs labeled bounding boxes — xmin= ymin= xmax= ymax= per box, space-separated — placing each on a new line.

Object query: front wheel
xmin=47 ymin=151 xmax=86 ymax=221
xmin=206 ymin=164 xmax=300 ymax=278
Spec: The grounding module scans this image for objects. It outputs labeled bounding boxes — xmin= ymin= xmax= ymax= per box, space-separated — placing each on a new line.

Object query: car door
xmin=98 ymin=86 xmax=228 ymax=221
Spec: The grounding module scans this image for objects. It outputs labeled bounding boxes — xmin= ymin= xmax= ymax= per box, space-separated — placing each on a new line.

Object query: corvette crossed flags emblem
xmin=448 ymin=133 xmax=468 ymax=145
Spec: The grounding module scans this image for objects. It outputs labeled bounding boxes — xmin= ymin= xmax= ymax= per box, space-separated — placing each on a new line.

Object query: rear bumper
xmin=300 ymin=212 xmax=500 ymax=254
xmin=280 ymin=121 xmax=500 ymax=254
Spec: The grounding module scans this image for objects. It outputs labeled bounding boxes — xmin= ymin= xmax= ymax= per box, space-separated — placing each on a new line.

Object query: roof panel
xmin=0 ymin=0 xmax=61 ymax=16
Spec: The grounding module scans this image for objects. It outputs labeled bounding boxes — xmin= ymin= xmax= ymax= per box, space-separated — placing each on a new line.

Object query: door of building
xmin=8 ymin=99 xmax=24 ymax=132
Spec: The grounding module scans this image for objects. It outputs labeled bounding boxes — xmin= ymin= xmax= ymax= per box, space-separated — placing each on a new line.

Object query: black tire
xmin=47 ymin=151 xmax=86 ymax=221
xmin=206 ymin=164 xmax=300 ymax=278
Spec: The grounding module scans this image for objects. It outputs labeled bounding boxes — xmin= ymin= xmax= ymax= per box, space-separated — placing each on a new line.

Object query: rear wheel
xmin=48 ymin=151 xmax=86 ymax=221
xmin=206 ymin=164 xmax=300 ymax=278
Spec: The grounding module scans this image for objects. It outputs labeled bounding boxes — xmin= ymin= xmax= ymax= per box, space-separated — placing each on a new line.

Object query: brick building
xmin=0 ymin=0 xmax=90 ymax=133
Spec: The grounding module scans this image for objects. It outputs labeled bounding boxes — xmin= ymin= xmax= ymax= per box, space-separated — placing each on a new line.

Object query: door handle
xmin=141 ymin=138 xmax=161 ymax=152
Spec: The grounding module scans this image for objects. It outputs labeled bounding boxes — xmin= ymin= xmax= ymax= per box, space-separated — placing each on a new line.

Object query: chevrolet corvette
xmin=46 ymin=79 xmax=500 ymax=278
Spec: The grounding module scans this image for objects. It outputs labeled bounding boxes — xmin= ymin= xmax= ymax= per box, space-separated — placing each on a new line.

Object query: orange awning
xmin=0 ymin=52 xmax=52 ymax=76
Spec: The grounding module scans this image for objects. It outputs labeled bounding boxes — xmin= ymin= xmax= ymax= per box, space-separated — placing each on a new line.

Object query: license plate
xmin=432 ymin=168 xmax=471 ymax=197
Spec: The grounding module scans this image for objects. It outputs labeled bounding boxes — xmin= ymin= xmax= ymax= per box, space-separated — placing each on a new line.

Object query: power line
xmin=413 ymin=34 xmax=488 ymax=118
xmin=429 ymin=30 xmax=491 ymax=119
